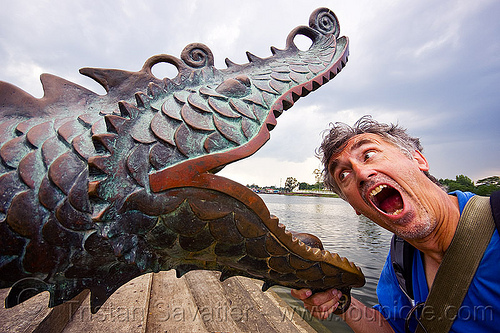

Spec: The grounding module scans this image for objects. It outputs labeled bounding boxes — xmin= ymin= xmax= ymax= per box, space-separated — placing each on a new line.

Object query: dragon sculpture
xmin=0 ymin=8 xmax=364 ymax=314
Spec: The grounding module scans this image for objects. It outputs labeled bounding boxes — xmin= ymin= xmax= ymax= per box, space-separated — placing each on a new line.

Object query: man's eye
xmin=339 ymin=170 xmax=350 ymax=181
xmin=364 ymin=151 xmax=376 ymax=160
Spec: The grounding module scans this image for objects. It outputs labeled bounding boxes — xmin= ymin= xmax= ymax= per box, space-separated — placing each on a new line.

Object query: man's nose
xmin=352 ymin=163 xmax=376 ymax=187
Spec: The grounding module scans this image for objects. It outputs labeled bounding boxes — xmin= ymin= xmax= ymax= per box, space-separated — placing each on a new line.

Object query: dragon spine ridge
xmin=0 ymin=8 xmax=363 ymax=314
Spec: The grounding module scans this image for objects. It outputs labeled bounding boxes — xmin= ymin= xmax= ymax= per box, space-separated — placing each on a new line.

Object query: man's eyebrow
xmin=350 ymin=138 xmax=376 ymax=151
xmin=328 ymin=138 xmax=377 ymax=172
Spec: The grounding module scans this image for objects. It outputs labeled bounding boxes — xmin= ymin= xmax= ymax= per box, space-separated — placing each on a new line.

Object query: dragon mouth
xmin=0 ymin=6 xmax=365 ymax=316
xmin=369 ymin=184 xmax=404 ymax=216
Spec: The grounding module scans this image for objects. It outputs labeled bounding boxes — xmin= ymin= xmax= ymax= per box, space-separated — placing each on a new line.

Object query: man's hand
xmin=291 ymin=288 xmax=395 ymax=332
xmin=290 ymin=288 xmax=343 ymax=320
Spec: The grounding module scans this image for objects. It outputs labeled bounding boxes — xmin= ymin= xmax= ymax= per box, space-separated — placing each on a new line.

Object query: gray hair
xmin=317 ymin=115 xmax=444 ymax=196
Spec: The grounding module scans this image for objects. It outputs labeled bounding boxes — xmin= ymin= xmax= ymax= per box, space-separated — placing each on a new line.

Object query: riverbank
xmin=283 ymin=192 xmax=339 ymax=198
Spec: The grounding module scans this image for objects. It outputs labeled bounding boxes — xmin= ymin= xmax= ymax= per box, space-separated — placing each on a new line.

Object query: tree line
xmin=439 ymin=175 xmax=500 ymax=196
xmin=249 ymin=175 xmax=500 ymax=196
xmin=287 ymin=175 xmax=500 ymax=195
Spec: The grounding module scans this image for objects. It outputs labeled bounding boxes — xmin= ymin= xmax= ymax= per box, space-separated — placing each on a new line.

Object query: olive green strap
xmin=416 ymin=195 xmax=495 ymax=333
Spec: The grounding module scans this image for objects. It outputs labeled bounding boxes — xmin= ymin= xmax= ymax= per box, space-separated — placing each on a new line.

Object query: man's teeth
xmin=370 ymin=184 xmax=387 ymax=197
xmin=390 ymin=208 xmax=403 ymax=216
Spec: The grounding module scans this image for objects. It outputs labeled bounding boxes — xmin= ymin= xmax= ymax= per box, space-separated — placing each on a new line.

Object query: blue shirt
xmin=374 ymin=191 xmax=500 ymax=332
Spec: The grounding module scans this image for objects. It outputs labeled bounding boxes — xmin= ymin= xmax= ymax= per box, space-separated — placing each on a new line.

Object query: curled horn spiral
xmin=181 ymin=43 xmax=214 ymax=68
xmin=309 ymin=8 xmax=340 ymax=37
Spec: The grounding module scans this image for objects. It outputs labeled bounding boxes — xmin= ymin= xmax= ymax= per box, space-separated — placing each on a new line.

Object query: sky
xmin=1 ymin=0 xmax=499 ymax=187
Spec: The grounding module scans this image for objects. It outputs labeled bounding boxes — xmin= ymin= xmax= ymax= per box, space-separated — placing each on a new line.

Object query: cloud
xmin=220 ymin=156 xmax=322 ymax=187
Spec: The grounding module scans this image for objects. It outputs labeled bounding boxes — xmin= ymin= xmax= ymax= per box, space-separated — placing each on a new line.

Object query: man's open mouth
xmin=369 ymin=184 xmax=404 ymax=216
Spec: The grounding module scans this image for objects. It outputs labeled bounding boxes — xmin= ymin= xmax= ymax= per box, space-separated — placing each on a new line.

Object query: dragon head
xmin=0 ymin=8 xmax=363 ymax=315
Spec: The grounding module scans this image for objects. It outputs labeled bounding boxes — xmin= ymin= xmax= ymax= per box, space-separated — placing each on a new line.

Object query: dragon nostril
xmin=235 ymin=75 xmax=251 ymax=87
xmin=290 ymin=231 xmax=324 ymax=250
xmin=215 ymin=77 xmax=250 ymax=98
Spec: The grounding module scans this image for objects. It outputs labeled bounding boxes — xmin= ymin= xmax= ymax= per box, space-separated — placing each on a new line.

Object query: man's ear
xmin=412 ymin=150 xmax=429 ymax=172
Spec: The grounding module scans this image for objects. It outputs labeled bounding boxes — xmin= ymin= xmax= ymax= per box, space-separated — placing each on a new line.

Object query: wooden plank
xmin=184 ymin=270 xmax=316 ymax=333
xmin=33 ymin=290 xmax=89 ymax=333
xmin=146 ymin=270 xmax=316 ymax=333
xmin=0 ymin=288 xmax=88 ymax=333
xmin=183 ymin=271 xmax=249 ymax=332
xmin=234 ymin=277 xmax=317 ymax=333
xmin=62 ymin=274 xmax=152 ymax=333
xmin=2 ymin=271 xmax=318 ymax=332
xmin=0 ymin=288 xmax=52 ymax=333
xmin=146 ymin=270 xmax=208 ymax=333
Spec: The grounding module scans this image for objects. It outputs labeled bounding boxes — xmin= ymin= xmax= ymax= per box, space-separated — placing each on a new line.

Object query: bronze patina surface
xmin=0 ymin=8 xmax=363 ymax=314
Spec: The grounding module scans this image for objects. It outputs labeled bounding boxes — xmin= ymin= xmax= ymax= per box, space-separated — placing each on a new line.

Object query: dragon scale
xmin=0 ymin=8 xmax=364 ymax=314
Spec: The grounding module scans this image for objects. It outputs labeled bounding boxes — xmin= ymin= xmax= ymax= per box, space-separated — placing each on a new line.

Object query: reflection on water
xmin=259 ymin=194 xmax=392 ymax=332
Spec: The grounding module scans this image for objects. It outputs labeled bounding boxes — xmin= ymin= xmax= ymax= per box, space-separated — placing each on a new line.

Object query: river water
xmin=258 ymin=193 xmax=393 ymax=332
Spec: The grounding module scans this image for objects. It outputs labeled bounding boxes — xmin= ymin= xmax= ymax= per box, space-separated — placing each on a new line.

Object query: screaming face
xmin=329 ymin=133 xmax=437 ymax=240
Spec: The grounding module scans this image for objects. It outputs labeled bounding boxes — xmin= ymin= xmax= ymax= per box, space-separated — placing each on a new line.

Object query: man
xmin=291 ymin=116 xmax=500 ymax=332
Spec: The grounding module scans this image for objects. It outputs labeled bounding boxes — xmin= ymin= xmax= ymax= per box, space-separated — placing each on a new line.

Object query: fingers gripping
xmin=333 ymin=289 xmax=351 ymax=315
xmin=291 ymin=288 xmax=352 ymax=319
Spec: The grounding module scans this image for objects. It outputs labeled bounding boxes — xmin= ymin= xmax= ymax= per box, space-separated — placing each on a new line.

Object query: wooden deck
xmin=0 ymin=271 xmax=317 ymax=332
